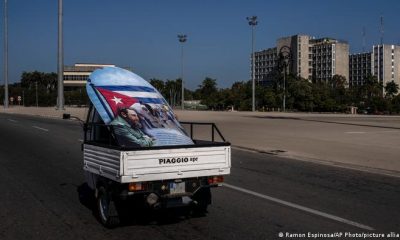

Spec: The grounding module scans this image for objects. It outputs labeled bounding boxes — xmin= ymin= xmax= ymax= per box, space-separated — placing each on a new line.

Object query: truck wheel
xmin=193 ymin=201 xmax=208 ymax=216
xmin=96 ymin=186 xmax=120 ymax=228
xmin=192 ymin=188 xmax=211 ymax=216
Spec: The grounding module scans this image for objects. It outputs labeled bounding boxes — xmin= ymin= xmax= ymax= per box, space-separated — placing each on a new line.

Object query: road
xmin=0 ymin=113 xmax=399 ymax=240
xmin=2 ymin=107 xmax=400 ymax=175
xmin=176 ymin=110 xmax=400 ymax=176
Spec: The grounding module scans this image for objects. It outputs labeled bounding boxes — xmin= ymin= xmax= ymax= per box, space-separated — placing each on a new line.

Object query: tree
xmin=198 ymin=77 xmax=217 ymax=96
xmin=164 ymin=79 xmax=181 ymax=107
xmin=149 ymin=78 xmax=165 ymax=95
xmin=385 ymin=81 xmax=399 ymax=99
xmin=21 ymin=71 xmax=57 ymax=93
xmin=197 ymin=77 xmax=218 ymax=109
xmin=252 ymin=84 xmax=279 ymax=111
xmin=229 ymin=81 xmax=249 ymax=110
xmin=363 ymin=75 xmax=382 ymax=99
xmin=330 ymin=74 xmax=347 ymax=89
xmin=391 ymin=94 xmax=400 ymax=113
xmin=18 ymin=71 xmax=58 ymax=106
xmin=288 ymin=77 xmax=314 ymax=111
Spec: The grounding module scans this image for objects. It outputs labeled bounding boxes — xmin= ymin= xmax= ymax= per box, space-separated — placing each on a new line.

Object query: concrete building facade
xmin=254 ymin=48 xmax=277 ymax=83
xmin=64 ymin=63 xmax=116 ymax=87
xmin=252 ymin=35 xmax=349 ymax=85
xmin=373 ymin=44 xmax=400 ymax=88
xmin=63 ymin=63 xmax=131 ymax=88
xmin=277 ymin=34 xmax=312 ymax=80
xmin=310 ymin=38 xmax=349 ymax=83
xmin=252 ymin=35 xmax=399 ymax=94
xmin=349 ymin=45 xmax=400 ymax=91
xmin=349 ymin=52 xmax=373 ymax=87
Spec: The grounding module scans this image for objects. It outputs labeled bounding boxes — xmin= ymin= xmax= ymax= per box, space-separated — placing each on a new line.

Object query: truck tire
xmin=192 ymin=188 xmax=211 ymax=216
xmin=96 ymin=186 xmax=120 ymax=228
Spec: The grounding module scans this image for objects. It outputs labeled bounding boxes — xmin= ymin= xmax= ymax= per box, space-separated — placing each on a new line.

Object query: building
xmin=373 ymin=44 xmax=400 ymax=88
xmin=63 ymin=63 xmax=131 ymax=88
xmin=349 ymin=44 xmax=400 ymax=91
xmin=253 ymin=47 xmax=277 ymax=83
xmin=276 ymin=34 xmax=312 ymax=80
xmin=349 ymin=52 xmax=373 ymax=87
xmin=310 ymin=38 xmax=349 ymax=83
xmin=252 ymin=35 xmax=349 ymax=85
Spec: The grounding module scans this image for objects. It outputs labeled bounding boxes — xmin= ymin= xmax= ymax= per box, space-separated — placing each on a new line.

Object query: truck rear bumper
xmin=119 ymin=185 xmax=213 ymax=209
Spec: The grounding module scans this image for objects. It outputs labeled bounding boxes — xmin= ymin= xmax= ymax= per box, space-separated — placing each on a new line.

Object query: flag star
xmin=111 ymin=96 xmax=122 ymax=105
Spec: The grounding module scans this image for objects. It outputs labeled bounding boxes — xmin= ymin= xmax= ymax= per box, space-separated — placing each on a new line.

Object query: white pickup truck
xmin=82 ymin=105 xmax=231 ymax=227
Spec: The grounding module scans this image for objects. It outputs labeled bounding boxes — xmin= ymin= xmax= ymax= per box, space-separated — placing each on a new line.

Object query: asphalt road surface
xmin=0 ymin=113 xmax=399 ymax=240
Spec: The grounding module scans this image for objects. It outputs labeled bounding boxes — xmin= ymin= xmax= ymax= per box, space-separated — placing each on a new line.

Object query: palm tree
xmin=385 ymin=81 xmax=399 ymax=99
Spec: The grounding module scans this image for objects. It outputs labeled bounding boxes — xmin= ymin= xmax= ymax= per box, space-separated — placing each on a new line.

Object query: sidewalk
xmin=2 ymin=106 xmax=400 ymax=177
xmin=0 ymin=106 xmax=88 ymax=120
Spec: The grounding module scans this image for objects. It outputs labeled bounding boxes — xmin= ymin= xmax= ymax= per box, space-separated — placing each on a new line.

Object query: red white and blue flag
xmin=96 ymin=87 xmax=139 ymax=117
xmin=86 ymin=67 xmax=194 ymax=146
xmin=95 ymin=85 xmax=167 ymax=118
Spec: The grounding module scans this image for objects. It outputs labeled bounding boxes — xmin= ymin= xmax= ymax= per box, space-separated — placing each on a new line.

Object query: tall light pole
xmin=35 ymin=81 xmax=38 ymax=107
xmin=247 ymin=16 xmax=257 ymax=112
xmin=3 ymin=0 xmax=8 ymax=108
xmin=57 ymin=0 xmax=64 ymax=110
xmin=279 ymin=46 xmax=291 ymax=112
xmin=178 ymin=34 xmax=187 ymax=110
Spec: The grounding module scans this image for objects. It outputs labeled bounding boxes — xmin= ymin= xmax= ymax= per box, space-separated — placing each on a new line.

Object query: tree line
xmin=0 ymin=71 xmax=88 ymax=107
xmin=151 ymin=74 xmax=400 ymax=114
xmin=1 ymin=70 xmax=399 ymax=114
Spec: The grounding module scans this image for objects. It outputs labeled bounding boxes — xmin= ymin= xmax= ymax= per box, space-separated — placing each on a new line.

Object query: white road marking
xmin=32 ymin=126 xmax=49 ymax=132
xmin=223 ymin=183 xmax=375 ymax=231
xmin=371 ymin=130 xmax=399 ymax=133
xmin=78 ymin=139 xmax=83 ymax=142
xmin=8 ymin=119 xmax=18 ymax=122
xmin=345 ymin=130 xmax=399 ymax=134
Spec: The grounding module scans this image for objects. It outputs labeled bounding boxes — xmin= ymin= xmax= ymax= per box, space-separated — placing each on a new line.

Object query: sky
xmin=0 ymin=0 xmax=399 ymax=90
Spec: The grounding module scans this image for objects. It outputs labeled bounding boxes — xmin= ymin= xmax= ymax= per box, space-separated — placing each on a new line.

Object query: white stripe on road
xmin=345 ymin=131 xmax=399 ymax=134
xmin=223 ymin=183 xmax=374 ymax=231
xmin=370 ymin=130 xmax=399 ymax=134
xmin=32 ymin=126 xmax=49 ymax=132
xmin=78 ymin=139 xmax=83 ymax=142
xmin=8 ymin=119 xmax=18 ymax=122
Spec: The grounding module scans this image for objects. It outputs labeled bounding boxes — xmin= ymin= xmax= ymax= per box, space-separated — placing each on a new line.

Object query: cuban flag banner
xmin=86 ymin=67 xmax=194 ymax=147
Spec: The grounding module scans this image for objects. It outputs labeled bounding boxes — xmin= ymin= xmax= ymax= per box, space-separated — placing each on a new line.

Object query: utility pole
xmin=362 ymin=27 xmax=366 ymax=52
xmin=380 ymin=15 xmax=384 ymax=45
xmin=279 ymin=46 xmax=291 ymax=112
xmin=3 ymin=0 xmax=8 ymax=108
xmin=247 ymin=16 xmax=258 ymax=112
xmin=36 ymin=81 xmax=38 ymax=107
xmin=57 ymin=0 xmax=64 ymax=110
xmin=178 ymin=34 xmax=187 ymax=110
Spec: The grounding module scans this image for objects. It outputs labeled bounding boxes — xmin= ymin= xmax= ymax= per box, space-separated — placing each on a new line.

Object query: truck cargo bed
xmin=83 ymin=141 xmax=231 ymax=183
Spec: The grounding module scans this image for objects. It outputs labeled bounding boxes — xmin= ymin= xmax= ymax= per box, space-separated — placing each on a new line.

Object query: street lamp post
xmin=3 ymin=0 xmax=8 ymax=108
xmin=57 ymin=0 xmax=64 ymax=110
xmin=283 ymin=63 xmax=286 ymax=112
xmin=279 ymin=46 xmax=291 ymax=112
xmin=246 ymin=16 xmax=258 ymax=112
xmin=178 ymin=34 xmax=187 ymax=110
xmin=36 ymin=81 xmax=38 ymax=107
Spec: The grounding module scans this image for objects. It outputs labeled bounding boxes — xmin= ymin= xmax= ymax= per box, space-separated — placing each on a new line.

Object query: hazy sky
xmin=1 ymin=0 xmax=399 ymax=89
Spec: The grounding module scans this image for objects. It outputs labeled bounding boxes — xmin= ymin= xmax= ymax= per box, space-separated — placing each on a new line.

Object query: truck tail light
xmin=128 ymin=182 xmax=146 ymax=191
xmin=208 ymin=176 xmax=224 ymax=185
